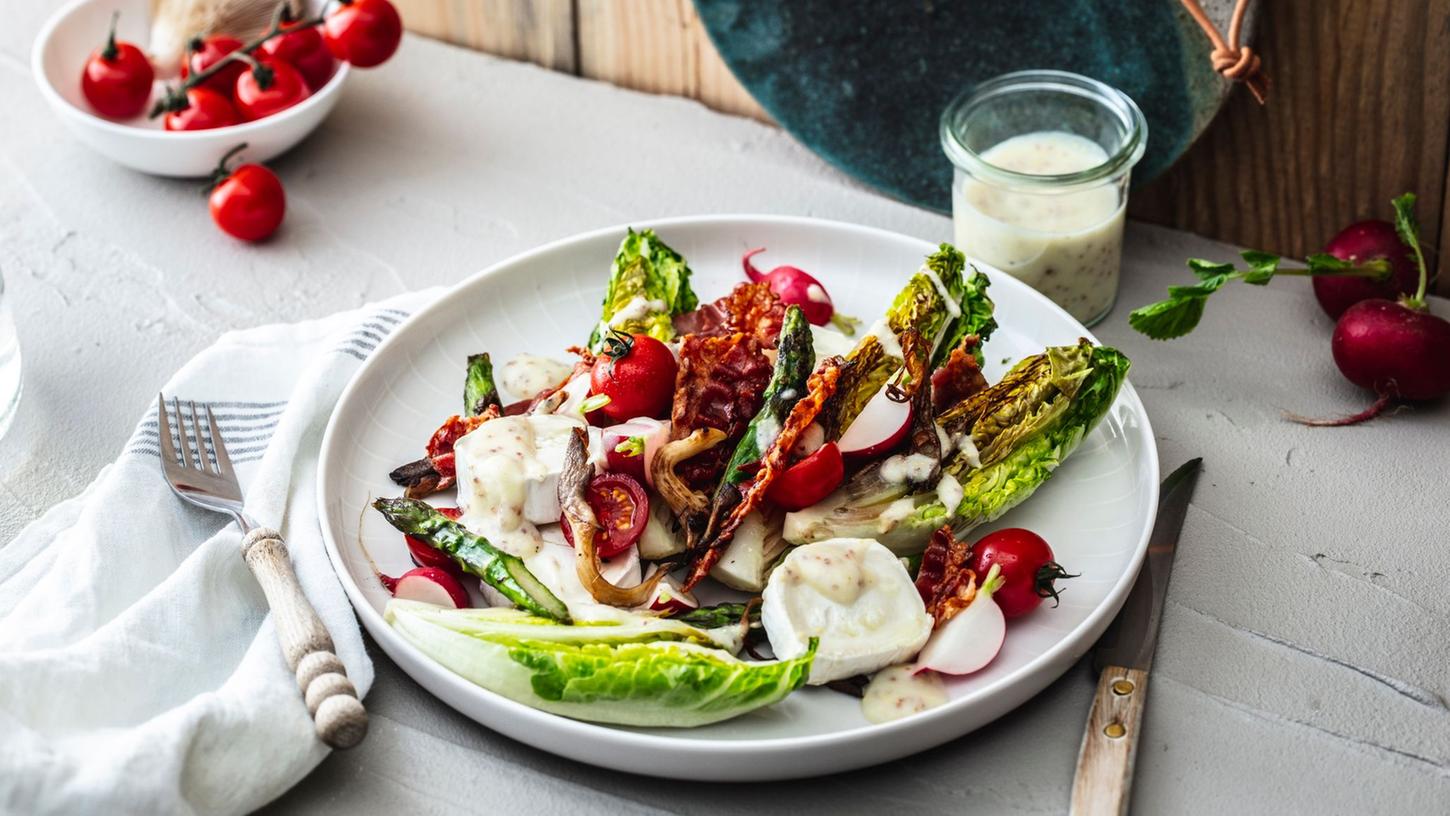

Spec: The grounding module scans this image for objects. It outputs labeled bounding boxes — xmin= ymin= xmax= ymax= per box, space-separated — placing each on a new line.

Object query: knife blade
xmin=1069 ymin=458 xmax=1202 ymax=816
xmin=1092 ymin=458 xmax=1202 ymax=673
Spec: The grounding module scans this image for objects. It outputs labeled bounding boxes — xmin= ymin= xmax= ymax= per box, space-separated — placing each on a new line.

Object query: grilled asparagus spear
xmin=373 ymin=498 xmax=569 ymax=621
xmin=463 ymin=353 xmax=501 ymax=417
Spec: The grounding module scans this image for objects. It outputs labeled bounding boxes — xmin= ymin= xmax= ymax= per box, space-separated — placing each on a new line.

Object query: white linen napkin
xmin=0 ymin=289 xmax=443 ymax=816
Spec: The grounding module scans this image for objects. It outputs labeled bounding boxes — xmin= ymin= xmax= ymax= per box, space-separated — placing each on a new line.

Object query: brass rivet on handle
xmin=1104 ymin=722 xmax=1127 ymax=739
xmin=1112 ymin=679 xmax=1135 ymax=695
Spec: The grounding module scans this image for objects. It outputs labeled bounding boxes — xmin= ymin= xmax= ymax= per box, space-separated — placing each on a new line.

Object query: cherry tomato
xmin=766 ymin=442 xmax=844 ymax=511
xmin=406 ymin=507 xmax=462 ymax=571
xmin=163 ymin=87 xmax=240 ymax=131
xmin=233 ymin=58 xmax=311 ymax=121
xmin=180 ymin=35 xmax=245 ymax=96
xmin=259 ymin=20 xmax=336 ymax=91
xmin=560 ymin=472 xmax=649 ymax=558
xmin=589 ymin=333 xmax=678 ymax=422
xmin=81 ymin=13 xmax=154 ymax=119
xmin=209 ymin=161 xmax=285 ymax=242
xmin=322 ymin=0 xmax=403 ymax=68
xmin=967 ymin=529 xmax=1076 ymax=618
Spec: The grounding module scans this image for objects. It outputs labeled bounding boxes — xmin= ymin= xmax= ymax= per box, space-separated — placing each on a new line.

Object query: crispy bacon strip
xmin=686 ymin=357 xmax=844 ymax=588
xmin=390 ymin=406 xmax=501 ymax=498
xmin=931 ymin=336 xmax=988 ymax=415
xmin=914 ymin=525 xmax=977 ymax=626
xmin=673 ymin=282 xmax=785 ymax=348
xmin=670 ymin=332 xmax=773 ymax=489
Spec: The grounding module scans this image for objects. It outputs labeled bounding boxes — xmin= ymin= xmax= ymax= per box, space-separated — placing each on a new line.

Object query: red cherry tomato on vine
xmin=560 ymin=473 xmax=649 ymax=558
xmin=180 ymin=35 xmax=245 ymax=96
xmin=163 ymin=87 xmax=239 ymax=131
xmin=233 ymin=58 xmax=310 ymax=121
xmin=259 ymin=20 xmax=336 ymax=91
xmin=81 ymin=13 xmax=154 ymax=119
xmin=209 ymin=158 xmax=285 ymax=242
xmin=767 ymin=442 xmax=844 ymax=511
xmin=967 ymin=529 xmax=1076 ymax=618
xmin=589 ymin=333 xmax=678 ymax=422
xmin=322 ymin=0 xmax=403 ymax=68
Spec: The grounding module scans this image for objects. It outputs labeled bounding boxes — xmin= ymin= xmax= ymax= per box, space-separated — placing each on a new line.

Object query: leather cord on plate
xmin=1180 ymin=0 xmax=1269 ymax=103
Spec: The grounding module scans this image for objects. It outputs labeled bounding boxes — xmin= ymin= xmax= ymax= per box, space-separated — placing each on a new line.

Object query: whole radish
xmin=1312 ymin=220 xmax=1420 ymax=318
xmin=742 ymin=248 xmax=855 ymax=330
xmin=1297 ymin=194 xmax=1450 ymax=425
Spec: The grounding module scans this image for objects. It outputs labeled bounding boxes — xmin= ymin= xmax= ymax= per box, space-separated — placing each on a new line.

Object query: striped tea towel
xmin=0 ymin=288 xmax=443 ymax=816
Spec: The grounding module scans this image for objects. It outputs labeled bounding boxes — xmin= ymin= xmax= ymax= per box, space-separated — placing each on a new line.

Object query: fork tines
xmin=156 ymin=394 xmax=234 ymax=479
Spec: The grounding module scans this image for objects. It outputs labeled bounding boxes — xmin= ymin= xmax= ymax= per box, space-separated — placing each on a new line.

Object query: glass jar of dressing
xmin=940 ymin=70 xmax=1147 ymax=326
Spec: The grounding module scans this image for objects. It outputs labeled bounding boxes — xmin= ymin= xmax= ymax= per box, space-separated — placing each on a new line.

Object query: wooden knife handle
xmin=1069 ymin=666 xmax=1149 ymax=816
xmin=242 ymin=527 xmax=368 ymax=749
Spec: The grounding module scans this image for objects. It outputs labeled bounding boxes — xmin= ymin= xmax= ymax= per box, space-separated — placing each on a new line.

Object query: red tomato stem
xmin=102 ymin=11 xmax=120 ymax=61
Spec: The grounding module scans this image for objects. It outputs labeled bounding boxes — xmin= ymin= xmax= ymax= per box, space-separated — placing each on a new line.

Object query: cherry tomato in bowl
xmin=560 ymin=472 xmax=649 ymax=558
xmin=766 ymin=442 xmax=844 ymax=511
xmin=163 ymin=87 xmax=239 ymax=131
xmin=322 ymin=0 xmax=404 ymax=68
xmin=209 ymin=149 xmax=286 ymax=242
xmin=967 ymin=529 xmax=1076 ymax=618
xmin=80 ymin=13 xmax=154 ymax=119
xmin=589 ymin=332 xmax=678 ymax=423
xmin=259 ymin=20 xmax=336 ymax=92
xmin=234 ymin=58 xmax=311 ymax=122
xmin=180 ymin=35 xmax=246 ymax=97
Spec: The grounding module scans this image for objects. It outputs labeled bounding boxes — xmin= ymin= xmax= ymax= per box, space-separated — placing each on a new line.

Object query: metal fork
xmin=158 ymin=395 xmax=367 ymax=749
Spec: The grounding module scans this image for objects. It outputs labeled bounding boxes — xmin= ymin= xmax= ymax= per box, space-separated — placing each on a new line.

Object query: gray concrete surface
xmin=3 ymin=7 xmax=1447 ymax=814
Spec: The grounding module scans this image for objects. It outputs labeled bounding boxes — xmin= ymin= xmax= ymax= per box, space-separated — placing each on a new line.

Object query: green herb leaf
xmin=1128 ymin=293 xmax=1211 ymax=340
xmin=1392 ymin=192 xmax=1429 ymax=304
xmin=1187 ymin=259 xmax=1236 ymax=281
xmin=1239 ymin=250 xmax=1280 ymax=284
xmin=613 ymin=435 xmax=645 ymax=456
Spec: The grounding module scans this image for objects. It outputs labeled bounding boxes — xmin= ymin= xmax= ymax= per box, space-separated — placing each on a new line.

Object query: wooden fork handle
xmin=242 ymin=527 xmax=368 ymax=749
xmin=1069 ymin=666 xmax=1149 ymax=816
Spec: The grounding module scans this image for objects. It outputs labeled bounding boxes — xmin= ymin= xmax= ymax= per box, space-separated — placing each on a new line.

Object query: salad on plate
xmin=367 ymin=228 xmax=1130 ymax=728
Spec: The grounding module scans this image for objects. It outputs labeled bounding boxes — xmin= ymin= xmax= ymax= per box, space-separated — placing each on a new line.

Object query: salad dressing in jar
xmin=941 ymin=71 xmax=1147 ymax=326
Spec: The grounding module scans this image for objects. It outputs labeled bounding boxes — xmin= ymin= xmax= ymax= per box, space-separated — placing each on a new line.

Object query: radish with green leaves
xmin=1130 ymin=193 xmax=1450 ymax=424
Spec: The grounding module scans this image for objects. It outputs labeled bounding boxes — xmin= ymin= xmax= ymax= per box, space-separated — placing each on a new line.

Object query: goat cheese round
xmin=762 ymin=538 xmax=933 ymax=684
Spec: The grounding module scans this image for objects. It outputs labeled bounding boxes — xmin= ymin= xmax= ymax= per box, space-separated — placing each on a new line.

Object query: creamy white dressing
xmin=953 ymin=131 xmax=1125 ymax=323
xmin=861 ymin=665 xmax=948 ymax=724
xmin=919 ymin=266 xmax=961 ymax=319
xmin=878 ymin=498 xmax=918 ymax=533
xmin=956 ymin=434 xmax=982 ymax=470
xmin=523 ymin=537 xmax=635 ymax=623
xmin=501 ymin=354 xmax=573 ymax=400
xmin=609 ymin=296 xmax=667 ymax=327
xmin=880 ymin=453 xmax=937 ymax=485
xmin=864 ymin=319 xmax=904 ymax=360
xmin=936 ymin=473 xmax=963 ymax=514
xmin=453 ymin=413 xmax=587 ymax=557
xmin=754 ymin=414 xmax=781 ymax=454
xmin=762 ymin=538 xmax=934 ymax=684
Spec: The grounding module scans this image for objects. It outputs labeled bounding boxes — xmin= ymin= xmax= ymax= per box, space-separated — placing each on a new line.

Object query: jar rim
xmin=940 ymin=70 xmax=1148 ymax=191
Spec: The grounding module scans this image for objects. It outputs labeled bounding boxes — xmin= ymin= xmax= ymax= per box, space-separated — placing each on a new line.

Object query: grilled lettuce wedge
xmin=785 ymin=340 xmax=1130 ymax=554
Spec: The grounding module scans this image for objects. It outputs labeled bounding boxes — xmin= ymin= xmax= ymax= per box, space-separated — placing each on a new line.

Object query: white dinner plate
xmin=317 ymin=215 xmax=1159 ymax=781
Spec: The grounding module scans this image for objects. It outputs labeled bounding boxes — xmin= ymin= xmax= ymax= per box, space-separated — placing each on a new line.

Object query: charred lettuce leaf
xmin=783 ymin=341 xmax=1129 ymax=553
xmin=589 ymin=228 xmax=699 ymax=350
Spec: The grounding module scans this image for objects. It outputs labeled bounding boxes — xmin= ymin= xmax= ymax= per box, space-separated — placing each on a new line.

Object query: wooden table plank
xmin=1131 ymin=0 xmax=1450 ymax=294
xmin=393 ymin=0 xmax=577 ymax=73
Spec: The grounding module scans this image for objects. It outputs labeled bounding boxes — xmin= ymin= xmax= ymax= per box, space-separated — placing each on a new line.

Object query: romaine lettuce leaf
xmin=589 ymin=228 xmax=699 ymax=350
xmin=387 ymin=601 xmax=814 ymax=727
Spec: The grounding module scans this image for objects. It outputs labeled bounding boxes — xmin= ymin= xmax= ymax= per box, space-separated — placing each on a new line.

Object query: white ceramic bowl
xmin=317 ymin=215 xmax=1161 ymax=781
xmin=33 ymin=0 xmax=349 ymax=177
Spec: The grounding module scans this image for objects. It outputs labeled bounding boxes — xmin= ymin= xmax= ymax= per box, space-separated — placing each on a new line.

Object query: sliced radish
xmin=838 ymin=387 xmax=912 ymax=458
xmin=393 ymin=567 xmax=471 ymax=609
xmin=602 ymin=418 xmax=671 ymax=487
xmin=914 ymin=565 xmax=1005 ymax=675
xmin=645 ymin=571 xmax=699 ymax=615
xmin=406 ymin=507 xmax=463 ymax=572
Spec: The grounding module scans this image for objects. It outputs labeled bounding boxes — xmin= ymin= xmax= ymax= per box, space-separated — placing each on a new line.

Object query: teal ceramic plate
xmin=696 ymin=0 xmax=1254 ymax=211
